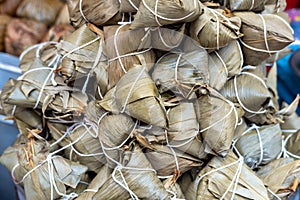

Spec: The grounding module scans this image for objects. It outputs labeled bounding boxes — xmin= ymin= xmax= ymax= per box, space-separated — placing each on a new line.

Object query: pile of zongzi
xmin=1 ymin=0 xmax=300 ymax=200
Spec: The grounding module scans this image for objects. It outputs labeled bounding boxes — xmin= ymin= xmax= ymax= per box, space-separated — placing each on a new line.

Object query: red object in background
xmin=286 ymin=0 xmax=299 ymax=10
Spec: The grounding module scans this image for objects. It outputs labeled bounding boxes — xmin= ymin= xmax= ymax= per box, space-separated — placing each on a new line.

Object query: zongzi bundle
xmin=257 ymin=158 xmax=300 ymax=199
xmin=67 ymin=0 xmax=121 ymax=28
xmin=234 ymin=12 xmax=294 ymax=65
xmin=131 ymin=0 xmax=203 ymax=28
xmin=190 ymin=7 xmax=242 ymax=50
xmin=185 ymin=151 xmax=269 ymax=200
xmin=233 ymin=124 xmax=282 ymax=168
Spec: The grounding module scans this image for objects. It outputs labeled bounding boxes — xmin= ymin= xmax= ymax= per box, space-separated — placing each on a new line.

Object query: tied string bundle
xmin=10 ymin=124 xmax=95 ymax=200
xmin=141 ymin=0 xmax=198 ymax=26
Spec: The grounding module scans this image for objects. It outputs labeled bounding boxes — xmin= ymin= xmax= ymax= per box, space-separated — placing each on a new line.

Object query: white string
xmin=19 ymin=41 xmax=58 ymax=61
xmin=97 ymin=86 xmax=104 ymax=99
xmin=114 ymin=24 xmax=127 ymax=73
xmin=121 ymin=66 xmax=146 ymax=113
xmin=174 ymin=53 xmax=182 ymax=82
xmin=33 ymin=67 xmax=57 ymax=109
xmin=233 ymin=73 xmax=267 ymax=114
xmin=220 ymin=157 xmax=244 ymax=200
xmin=249 ymin=0 xmax=255 ymax=10
xmin=281 ymin=129 xmax=298 ymax=133
xmin=214 ymin=51 xmax=229 ymax=77
xmin=11 ymin=163 xmax=20 ymax=183
xmin=13 ymin=116 xmax=110 ymax=199
xmin=157 ymin=175 xmax=173 ymax=179
xmin=112 ymin=166 xmax=139 ymax=200
xmin=11 ymin=105 xmax=17 ymax=116
xmin=154 ymin=0 xmax=162 ymax=26
xmin=167 ymin=189 xmax=177 ymax=200
xmin=83 ymin=189 xmax=98 ymax=193
xmin=259 ymin=14 xmax=271 ymax=56
xmin=29 ymin=55 xmax=60 ymax=109
xmin=141 ymin=0 xmax=197 ymax=23
xmin=267 ymin=188 xmax=282 ymax=200
xmin=79 ymin=0 xmax=89 ymax=23
xmin=239 ymin=39 xmax=281 ymax=54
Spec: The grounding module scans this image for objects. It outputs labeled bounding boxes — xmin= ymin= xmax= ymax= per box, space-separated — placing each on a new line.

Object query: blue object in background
xmin=277 ymin=45 xmax=300 ymax=115
xmin=0 ymin=53 xmax=21 ymax=200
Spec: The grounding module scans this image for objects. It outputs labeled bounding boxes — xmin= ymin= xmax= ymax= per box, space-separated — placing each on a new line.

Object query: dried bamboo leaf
xmin=1 ymin=77 xmax=88 ymax=121
xmin=185 ymin=151 xmax=269 ymax=200
xmin=150 ymin=24 xmax=186 ymax=51
xmin=195 ymin=89 xmax=244 ymax=156
xmin=152 ymin=50 xmax=209 ymax=99
xmin=98 ymin=113 xmax=135 ymax=168
xmin=103 ymin=24 xmax=154 ymax=89
xmin=67 ymin=0 xmax=121 ymax=28
xmin=266 ymin=62 xmax=280 ymax=111
xmin=285 ymin=130 xmax=300 ymax=157
xmin=131 ymin=0 xmax=203 ymax=28
xmin=57 ymin=24 xmax=106 ymax=85
xmin=208 ymin=40 xmax=243 ymax=90
xmin=0 ymin=146 xmax=25 ymax=181
xmin=145 ymin=144 xmax=203 ymax=176
xmin=163 ymin=177 xmax=186 ymax=199
xmin=278 ymin=96 xmax=300 ymax=133
xmin=263 ymin=0 xmax=286 ymax=14
xmin=220 ymin=69 xmax=271 ymax=116
xmin=98 ymin=87 xmax=120 ymax=114
xmin=234 ymin=12 xmax=294 ymax=65
xmin=229 ymin=0 xmax=265 ymax=12
xmin=114 ymin=65 xmax=167 ymax=127
xmin=257 ymin=158 xmax=300 ymax=198
xmin=119 ymin=0 xmax=140 ymax=12
xmin=1 ymin=136 xmax=87 ymax=200
xmin=76 ymin=165 xmax=112 ymax=200
xmin=234 ymin=123 xmax=282 ymax=168
xmin=190 ymin=7 xmax=242 ymax=50
xmin=78 ymin=144 xmax=169 ymax=199
xmin=16 ymin=0 xmax=63 ymax=26
xmin=233 ymin=118 xmax=248 ymax=140
xmin=68 ymin=124 xmax=106 ymax=173
xmin=168 ymin=102 xmax=207 ymax=159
